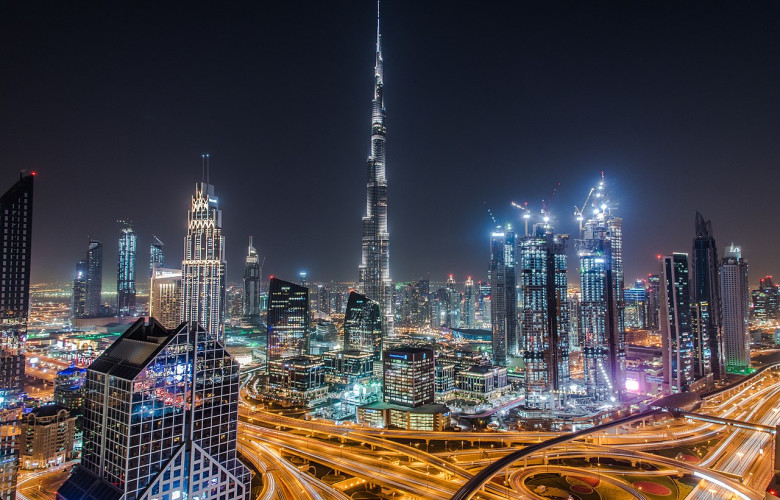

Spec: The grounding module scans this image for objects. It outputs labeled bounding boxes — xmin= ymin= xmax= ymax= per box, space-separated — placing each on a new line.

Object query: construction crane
xmin=541 ymin=181 xmax=561 ymax=225
xmin=574 ymin=172 xmax=610 ymax=236
xmin=573 ymin=187 xmax=594 ymax=234
xmin=511 ymin=201 xmax=532 ymax=235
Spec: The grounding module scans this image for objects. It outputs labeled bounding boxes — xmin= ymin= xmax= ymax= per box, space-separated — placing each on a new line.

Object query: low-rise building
xmin=455 ymin=365 xmax=509 ymax=401
xmin=357 ymin=402 xmax=449 ymax=431
xmin=269 ymin=356 xmax=328 ymax=405
xmin=322 ymin=350 xmax=374 ymax=385
xmin=20 ymin=405 xmax=76 ymax=469
xmin=434 ymin=363 xmax=456 ymax=402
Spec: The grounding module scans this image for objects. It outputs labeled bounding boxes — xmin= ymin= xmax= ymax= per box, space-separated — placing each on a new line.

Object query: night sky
xmin=2 ymin=1 xmax=779 ymax=288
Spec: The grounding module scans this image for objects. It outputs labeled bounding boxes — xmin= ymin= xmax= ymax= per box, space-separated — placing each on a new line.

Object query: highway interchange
xmin=236 ymin=362 xmax=780 ymax=500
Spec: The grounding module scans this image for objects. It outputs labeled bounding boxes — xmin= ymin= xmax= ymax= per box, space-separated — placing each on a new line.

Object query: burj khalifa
xmin=359 ymin=2 xmax=394 ymax=338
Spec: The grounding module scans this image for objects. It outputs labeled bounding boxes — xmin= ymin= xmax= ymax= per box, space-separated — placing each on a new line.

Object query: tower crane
xmin=541 ymin=181 xmax=561 ymax=226
xmin=511 ymin=201 xmax=532 ymax=235
xmin=574 ymin=187 xmax=594 ymax=235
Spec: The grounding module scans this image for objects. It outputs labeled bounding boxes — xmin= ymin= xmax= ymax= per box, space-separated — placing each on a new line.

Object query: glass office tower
xmin=0 ymin=171 xmax=34 ymax=500
xmin=692 ymin=212 xmax=723 ymax=380
xmin=660 ymin=253 xmax=694 ymax=394
xmin=242 ymin=236 xmax=261 ymax=316
xmin=519 ymin=223 xmax=569 ymax=409
xmin=57 ymin=319 xmax=250 ymax=500
xmin=489 ymin=227 xmax=517 ymax=366
xmin=267 ymin=278 xmax=310 ymax=364
xmin=84 ymin=241 xmax=103 ymax=317
xmin=343 ymin=291 xmax=382 ymax=362
xmin=117 ymin=221 xmax=137 ymax=316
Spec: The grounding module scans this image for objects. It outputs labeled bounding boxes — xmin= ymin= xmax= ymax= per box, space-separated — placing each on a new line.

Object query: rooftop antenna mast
xmin=202 ymin=154 xmax=210 ymax=184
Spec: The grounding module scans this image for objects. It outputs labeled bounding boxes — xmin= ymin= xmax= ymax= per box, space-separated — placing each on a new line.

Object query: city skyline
xmin=5 ymin=3 xmax=780 ymax=497
xmin=3 ymin=2 xmax=779 ymax=286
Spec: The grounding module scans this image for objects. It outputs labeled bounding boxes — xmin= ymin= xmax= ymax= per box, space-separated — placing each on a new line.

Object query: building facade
xmin=117 ymin=221 xmax=137 ymax=316
xmin=692 ymin=212 xmax=723 ymax=380
xmin=149 ymin=267 xmax=182 ymax=329
xmin=519 ymin=224 xmax=569 ymax=408
xmin=267 ymin=278 xmax=309 ymax=366
xmin=577 ymin=178 xmax=624 ymax=402
xmin=243 ymin=236 xmax=262 ymax=317
xmin=358 ymin=5 xmax=394 ymax=340
xmin=84 ymin=241 xmax=103 ymax=317
xmin=53 ymin=367 xmax=87 ymax=416
xmin=57 ymin=319 xmax=250 ymax=500
xmin=0 ymin=171 xmax=34 ymax=499
xmin=71 ymin=260 xmax=87 ymax=318
xmin=660 ymin=253 xmax=695 ymax=394
xmin=720 ymin=245 xmax=750 ymax=373
xmin=489 ymin=227 xmax=517 ymax=366
xmin=752 ymin=276 xmax=779 ymax=322
xmin=268 ymin=356 xmax=327 ymax=404
xmin=343 ymin=291 xmax=382 ymax=362
xmin=20 ymin=405 xmax=76 ymax=470
xmin=462 ymin=277 xmax=476 ymax=329
xmin=383 ymin=347 xmax=434 ymax=407
xmin=149 ymin=237 xmax=164 ymax=278
xmin=181 ymin=173 xmax=226 ymax=342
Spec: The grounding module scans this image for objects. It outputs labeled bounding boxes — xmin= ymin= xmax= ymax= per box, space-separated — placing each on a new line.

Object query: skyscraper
xmin=358 ymin=4 xmax=394 ymax=340
xmin=660 ymin=253 xmax=695 ymax=394
xmin=84 ymin=241 xmax=103 ymax=317
xmin=489 ymin=227 xmax=517 ymax=366
xmin=71 ymin=260 xmax=87 ymax=318
xmin=462 ymin=277 xmax=476 ymax=329
xmin=149 ymin=236 xmax=164 ymax=277
xmin=577 ymin=176 xmax=624 ymax=401
xmin=117 ymin=221 xmax=136 ymax=316
xmin=343 ymin=291 xmax=382 ymax=362
xmin=751 ymin=276 xmax=779 ymax=322
xmin=624 ymin=280 xmax=646 ymax=329
xmin=149 ymin=267 xmax=182 ymax=329
xmin=181 ymin=162 xmax=226 ymax=342
xmin=0 ymin=172 xmax=33 ymax=332
xmin=519 ymin=223 xmax=569 ymax=408
xmin=266 ymin=278 xmax=309 ymax=365
xmin=645 ymin=274 xmax=660 ymax=331
xmin=243 ymin=236 xmax=261 ymax=316
xmin=692 ymin=212 xmax=723 ymax=380
xmin=720 ymin=244 xmax=750 ymax=373
xmin=445 ymin=275 xmax=461 ymax=329
xmin=0 ymin=171 xmax=34 ymax=500
xmin=57 ymin=319 xmax=250 ymax=500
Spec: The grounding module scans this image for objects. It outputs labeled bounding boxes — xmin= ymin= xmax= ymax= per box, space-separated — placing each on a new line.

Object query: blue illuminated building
xmin=577 ymin=176 xmax=624 ymax=402
xmin=117 ymin=221 xmax=136 ymax=316
xmin=519 ymin=223 xmax=569 ymax=409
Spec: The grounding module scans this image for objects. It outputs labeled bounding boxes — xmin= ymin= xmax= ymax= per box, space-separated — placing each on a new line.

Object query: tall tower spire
xmin=359 ymin=2 xmax=393 ymax=339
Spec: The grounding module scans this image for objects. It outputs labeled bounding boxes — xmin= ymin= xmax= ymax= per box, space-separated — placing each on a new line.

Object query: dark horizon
xmin=2 ymin=1 xmax=778 ymax=288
